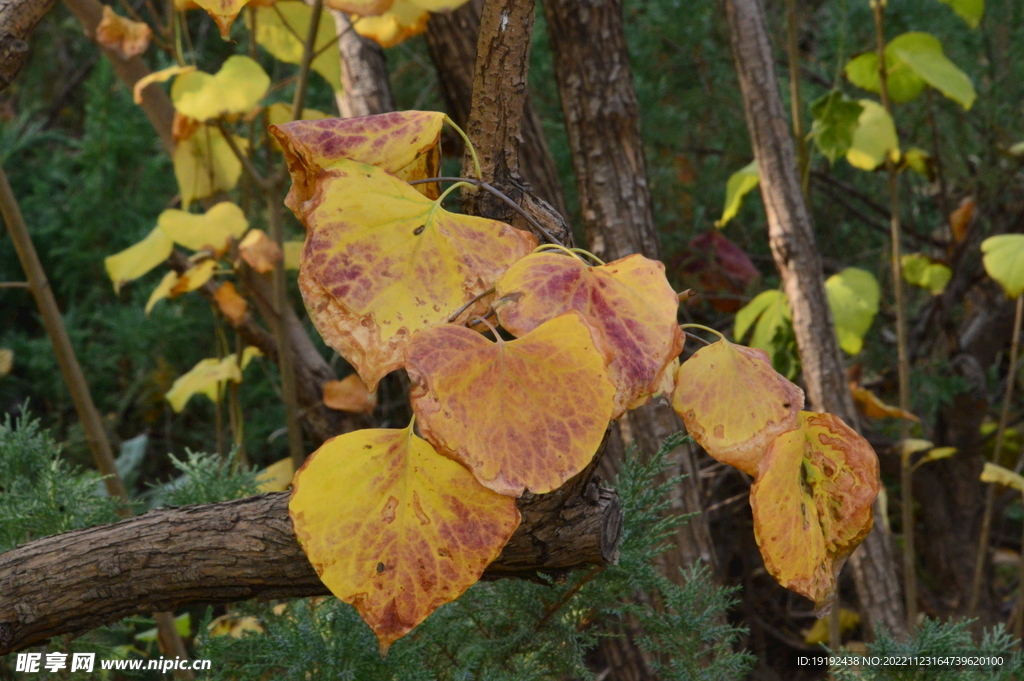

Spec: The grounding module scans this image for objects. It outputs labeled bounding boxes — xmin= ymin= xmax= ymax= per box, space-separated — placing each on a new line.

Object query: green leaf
xmin=981 ymin=234 xmax=1024 ymax=298
xmin=902 ymin=147 xmax=933 ymax=177
xmin=888 ymin=33 xmax=976 ymax=110
xmin=825 ymin=268 xmax=880 ymax=355
xmin=844 ymin=33 xmax=976 ymax=109
xmin=734 ymin=289 xmax=791 ymax=355
xmin=847 ymin=100 xmax=899 ymax=171
xmin=845 ymin=51 xmax=926 ymax=104
xmin=716 ymin=160 xmax=759 ymax=228
xmin=937 ymin=0 xmax=984 ymax=28
xmin=902 ymin=253 xmax=952 ymax=295
xmin=809 ymin=91 xmax=863 ymax=163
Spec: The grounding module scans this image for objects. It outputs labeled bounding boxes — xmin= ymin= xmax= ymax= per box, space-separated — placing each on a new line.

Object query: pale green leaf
xmin=809 ymin=91 xmax=863 ymax=164
xmin=847 ymin=100 xmax=899 ymax=171
xmin=734 ymin=289 xmax=791 ymax=355
xmin=716 ymin=160 xmax=759 ymax=228
xmin=937 ymin=0 xmax=984 ymax=28
xmin=901 ymin=253 xmax=952 ymax=295
xmin=981 ymin=462 xmax=1024 ymax=494
xmin=844 ymin=51 xmax=926 ymax=104
xmin=981 ymin=234 xmax=1024 ymax=298
xmin=888 ymin=33 xmax=976 ymax=110
xmin=825 ymin=267 xmax=880 ymax=355
xmin=250 ymin=3 xmax=342 ymax=92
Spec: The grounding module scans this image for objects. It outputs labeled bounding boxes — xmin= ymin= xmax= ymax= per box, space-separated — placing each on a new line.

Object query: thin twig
xmin=448 ymin=288 xmax=495 ymax=323
xmin=216 ymin=121 xmax=272 ymax=190
xmin=291 ymin=0 xmax=324 ymax=121
xmin=409 ymin=177 xmax=564 ymax=245
xmin=536 ymin=566 xmax=602 ymax=629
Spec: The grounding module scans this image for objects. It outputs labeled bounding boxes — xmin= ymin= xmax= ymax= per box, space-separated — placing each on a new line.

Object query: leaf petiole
xmin=443 ymin=116 xmax=482 ymax=181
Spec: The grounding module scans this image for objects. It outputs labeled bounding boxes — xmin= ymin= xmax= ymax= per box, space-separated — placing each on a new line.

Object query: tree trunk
xmin=331 ymin=10 xmax=394 ymax=117
xmin=0 ymin=467 xmax=621 ymax=655
xmin=724 ymin=0 xmax=907 ymax=639
xmin=425 ymin=0 xmax=567 ymax=217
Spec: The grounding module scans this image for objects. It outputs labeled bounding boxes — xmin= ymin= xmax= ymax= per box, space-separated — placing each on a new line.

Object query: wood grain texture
xmin=0 ymin=468 xmax=621 ymax=654
xmin=0 ymin=0 xmax=56 ymax=91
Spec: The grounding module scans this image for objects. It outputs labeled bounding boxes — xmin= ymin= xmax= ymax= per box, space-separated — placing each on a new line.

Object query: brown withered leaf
xmin=322 ymin=374 xmax=377 ymax=413
xmin=95 ymin=6 xmax=153 ymax=60
xmin=214 ymin=281 xmax=248 ymax=325
xmin=239 ymin=229 xmax=282 ymax=273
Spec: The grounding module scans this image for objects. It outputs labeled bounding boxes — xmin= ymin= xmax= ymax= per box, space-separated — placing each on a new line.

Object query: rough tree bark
xmin=0 ymin=462 xmax=622 ymax=654
xmin=425 ymin=0 xmax=566 ymax=217
xmin=0 ymin=0 xmax=55 ymax=92
xmin=725 ymin=0 xmax=907 ymax=639
xmin=331 ymin=10 xmax=394 ymax=117
xmin=541 ymin=1 xmax=717 ymax=677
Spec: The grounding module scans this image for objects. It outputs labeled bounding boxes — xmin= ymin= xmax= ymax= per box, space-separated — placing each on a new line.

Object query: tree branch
xmin=0 ymin=466 xmax=622 ymax=654
xmin=0 ymin=0 xmax=57 ymax=91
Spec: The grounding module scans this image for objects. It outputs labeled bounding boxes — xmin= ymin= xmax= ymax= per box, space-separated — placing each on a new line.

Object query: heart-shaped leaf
xmin=171 ymin=56 xmax=270 ymax=122
xmin=981 ymin=234 xmax=1024 ymax=298
xmin=294 ymin=159 xmax=536 ymax=390
xmin=289 ymin=425 xmax=520 ymax=655
xmin=672 ymin=339 xmax=804 ymax=476
xmin=750 ymin=411 xmax=879 ymax=611
xmin=407 ymin=312 xmax=615 ymax=497
xmin=251 ymin=3 xmax=341 ymax=91
xmin=494 ymin=252 xmax=682 ymax=417
xmin=158 ymin=202 xmax=248 ymax=254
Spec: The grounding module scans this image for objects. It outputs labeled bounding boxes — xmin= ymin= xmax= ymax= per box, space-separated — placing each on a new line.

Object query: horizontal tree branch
xmin=0 ymin=468 xmax=621 ymax=654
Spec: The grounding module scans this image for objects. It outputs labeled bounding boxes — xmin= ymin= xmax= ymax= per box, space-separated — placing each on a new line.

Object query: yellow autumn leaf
xmin=132 ymin=65 xmax=195 ymax=105
xmin=192 ymin=0 xmax=250 ymax=38
xmin=164 ymin=347 xmax=261 ymax=411
xmin=980 ymin=462 xmax=1024 ymax=494
xmin=95 ymin=6 xmax=152 ymax=59
xmin=352 ymin=0 xmax=430 ymax=48
xmin=672 ymin=339 xmax=804 ymax=476
xmin=104 ymin=227 xmax=174 ymax=293
xmin=751 ymin=411 xmax=879 ymax=611
xmin=145 ymin=259 xmax=217 ymax=314
xmin=981 ymin=234 xmax=1024 ymax=298
xmin=158 ymin=202 xmax=249 ymax=253
xmin=851 ymin=385 xmax=919 ymax=421
xmin=207 ymin=614 xmax=264 ymax=638
xmin=0 ymin=348 xmax=12 ymax=378
xmin=171 ymin=56 xmax=270 ymax=122
xmin=173 ymin=125 xmax=247 ymax=208
xmin=289 ymin=424 xmax=520 ymax=654
xmin=293 ymin=158 xmax=536 ymax=390
xmin=804 ymin=608 xmax=860 ymax=645
xmin=716 ymin=160 xmax=759 ymax=228
xmin=407 ymin=312 xmax=616 ymax=497
xmin=271 ymin=110 xmax=446 ymax=208
xmin=251 ymin=3 xmax=341 ymax=91
xmin=213 ymin=281 xmax=248 ymax=325
xmin=494 ymin=252 xmax=683 ymax=417
xmin=238 ymin=229 xmax=282 ymax=273
xmin=256 ymin=457 xmax=295 ymax=493
xmin=283 ymin=240 xmax=304 ymax=270
xmin=901 ymin=253 xmax=952 ymax=295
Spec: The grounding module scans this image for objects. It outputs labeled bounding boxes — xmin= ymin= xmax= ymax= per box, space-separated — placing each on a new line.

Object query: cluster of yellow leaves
xmin=277 ymin=111 xmax=690 ymax=653
xmin=673 ymin=339 xmax=879 ymax=611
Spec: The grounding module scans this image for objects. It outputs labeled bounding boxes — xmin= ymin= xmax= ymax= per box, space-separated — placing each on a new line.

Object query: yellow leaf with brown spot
xmin=173 ymin=126 xmax=247 ymax=208
xmin=495 ymin=252 xmax=683 ymax=418
xmin=214 ymin=281 xmax=248 ymax=325
xmin=289 ymin=425 xmax=520 ymax=655
xmin=95 ymin=6 xmax=152 ymax=59
xmin=294 ymin=159 xmax=536 ymax=390
xmin=271 ymin=110 xmax=445 ymax=209
xmin=171 ymin=56 xmax=270 ymax=122
xmin=146 ymin=259 xmax=216 ymax=314
xmin=133 ymin=65 xmax=195 ymax=105
xmin=323 ymin=374 xmax=377 ymax=413
xmin=672 ymin=339 xmax=804 ymax=476
xmin=105 ymin=227 xmax=174 ymax=293
xmin=352 ymin=0 xmax=429 ymax=48
xmin=251 ymin=4 xmax=341 ymax=91
xmin=751 ymin=412 xmax=879 ymax=611
xmin=407 ymin=312 xmax=615 ymax=497
xmin=239 ymin=229 xmax=282 ymax=273
xmin=850 ymin=385 xmax=920 ymax=421
xmin=192 ymin=0 xmax=250 ymax=38
xmin=158 ymin=202 xmax=248 ymax=254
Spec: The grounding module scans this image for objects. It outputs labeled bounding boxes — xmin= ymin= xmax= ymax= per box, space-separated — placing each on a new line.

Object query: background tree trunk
xmin=425 ymin=0 xmax=566 ymax=217
xmin=331 ymin=10 xmax=394 ymax=117
xmin=724 ymin=0 xmax=907 ymax=639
